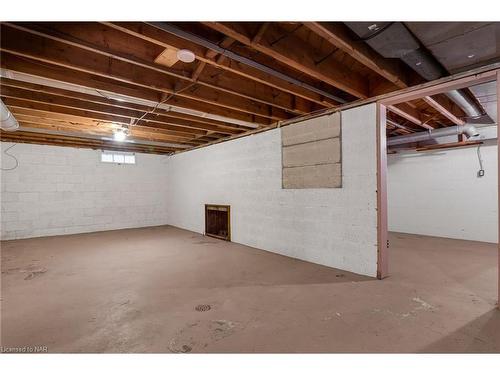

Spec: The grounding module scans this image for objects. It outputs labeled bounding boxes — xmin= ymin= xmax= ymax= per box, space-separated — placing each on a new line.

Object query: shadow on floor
xmin=420 ymin=308 xmax=500 ymax=353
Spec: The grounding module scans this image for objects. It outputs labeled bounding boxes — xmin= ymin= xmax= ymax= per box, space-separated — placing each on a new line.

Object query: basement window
xmin=100 ymin=151 xmax=136 ymax=165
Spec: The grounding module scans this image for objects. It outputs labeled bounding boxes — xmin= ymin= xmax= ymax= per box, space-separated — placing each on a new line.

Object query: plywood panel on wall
xmin=281 ymin=112 xmax=342 ymax=188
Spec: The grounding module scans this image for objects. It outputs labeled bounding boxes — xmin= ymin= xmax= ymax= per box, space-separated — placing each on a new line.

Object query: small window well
xmin=100 ymin=151 xmax=136 ymax=165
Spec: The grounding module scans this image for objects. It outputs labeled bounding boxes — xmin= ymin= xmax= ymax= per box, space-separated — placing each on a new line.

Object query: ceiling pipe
xmin=0 ymin=99 xmax=19 ymax=131
xmin=387 ymin=123 xmax=479 ymax=146
xmin=445 ymin=90 xmax=484 ymax=119
xmin=147 ymin=22 xmax=348 ymax=104
xmin=344 ymin=22 xmax=488 ymax=121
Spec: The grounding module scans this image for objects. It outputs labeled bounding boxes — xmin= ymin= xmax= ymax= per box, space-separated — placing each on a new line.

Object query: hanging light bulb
xmin=113 ymin=128 xmax=128 ymax=142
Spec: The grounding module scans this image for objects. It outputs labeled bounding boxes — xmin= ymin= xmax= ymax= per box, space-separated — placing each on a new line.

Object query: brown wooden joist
xmin=0 ymin=24 xmax=283 ymax=123
xmin=0 ymin=130 xmax=179 ymax=154
xmin=0 ymin=21 xmax=468 ymax=153
xmin=303 ymin=22 xmax=466 ymax=124
xmin=0 ymin=52 xmax=265 ymax=126
xmin=202 ymin=22 xmax=370 ymax=99
xmin=0 ymin=83 xmax=246 ymax=136
xmin=103 ymin=22 xmax=336 ymax=108
xmin=4 ymin=22 xmax=308 ymax=117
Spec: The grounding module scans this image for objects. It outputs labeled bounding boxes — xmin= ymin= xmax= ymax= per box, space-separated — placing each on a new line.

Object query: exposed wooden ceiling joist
xmin=6 ymin=22 xmax=314 ymax=117
xmin=0 ymin=24 xmax=285 ymax=124
xmin=0 ymin=78 xmax=247 ymax=135
xmin=202 ymin=22 xmax=370 ymax=99
xmin=0 ymin=53 xmax=265 ymax=126
xmin=103 ymin=22 xmax=336 ymax=107
xmin=1 ymin=21 xmax=476 ymax=154
xmin=0 ymin=129 xmax=180 ymax=154
xmin=303 ymin=22 xmax=466 ymax=126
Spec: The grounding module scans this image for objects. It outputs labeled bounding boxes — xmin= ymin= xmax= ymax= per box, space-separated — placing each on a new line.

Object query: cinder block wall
xmin=166 ymin=104 xmax=379 ymax=276
xmin=1 ymin=142 xmax=169 ymax=240
xmin=388 ymin=142 xmax=498 ymax=243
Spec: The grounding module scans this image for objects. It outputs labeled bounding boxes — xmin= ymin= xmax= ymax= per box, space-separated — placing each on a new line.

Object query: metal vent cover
xmin=195 ymin=304 xmax=211 ymax=312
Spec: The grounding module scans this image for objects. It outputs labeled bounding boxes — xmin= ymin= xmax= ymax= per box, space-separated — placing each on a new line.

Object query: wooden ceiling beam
xmin=388 ymin=104 xmax=434 ymax=130
xmin=3 ymin=99 xmax=213 ymax=142
xmin=304 ymin=22 xmax=408 ymax=89
xmin=0 ymin=75 xmax=251 ymax=132
xmin=191 ymin=61 xmax=207 ymax=81
xmin=252 ymin=23 xmax=270 ymax=44
xmin=202 ymin=22 xmax=369 ymax=99
xmin=3 ymin=97 xmax=210 ymax=144
xmin=1 ymin=86 xmax=208 ymax=136
xmin=213 ymin=37 xmax=236 ymax=65
xmin=10 ymin=109 xmax=209 ymax=146
xmin=18 ymin=115 xmax=222 ymax=146
xmin=103 ymin=22 xmax=335 ymax=107
xmin=0 ymin=78 xmax=245 ymax=135
xmin=421 ymin=96 xmax=465 ymax=125
xmin=16 ymin=120 xmax=212 ymax=146
xmin=0 ymin=53 xmax=265 ymax=126
xmin=0 ymin=25 xmax=282 ymax=124
xmin=304 ymin=22 xmax=465 ymax=126
xmin=0 ymin=130 xmax=179 ymax=154
xmin=11 ymin=110 xmax=213 ymax=146
xmin=6 ymin=22 xmax=306 ymax=117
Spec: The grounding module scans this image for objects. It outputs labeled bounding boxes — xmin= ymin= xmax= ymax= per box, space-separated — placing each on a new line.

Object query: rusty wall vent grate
xmin=195 ymin=304 xmax=211 ymax=312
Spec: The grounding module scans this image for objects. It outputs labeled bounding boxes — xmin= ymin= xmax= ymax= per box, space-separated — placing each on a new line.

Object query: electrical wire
xmin=132 ymin=83 xmax=196 ymax=127
xmin=1 ymin=143 xmax=19 ymax=171
xmin=476 ymin=144 xmax=485 ymax=175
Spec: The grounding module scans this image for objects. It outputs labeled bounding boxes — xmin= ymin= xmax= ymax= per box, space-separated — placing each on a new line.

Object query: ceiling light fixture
xmin=177 ymin=49 xmax=196 ymax=63
xmin=113 ymin=128 xmax=128 ymax=142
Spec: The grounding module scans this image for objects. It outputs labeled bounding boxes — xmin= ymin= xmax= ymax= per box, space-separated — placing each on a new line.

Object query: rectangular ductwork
xmin=344 ymin=22 xmax=490 ymax=122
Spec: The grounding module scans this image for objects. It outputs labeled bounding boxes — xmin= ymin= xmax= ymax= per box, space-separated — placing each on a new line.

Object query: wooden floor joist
xmin=0 ymin=21 xmax=485 ymax=153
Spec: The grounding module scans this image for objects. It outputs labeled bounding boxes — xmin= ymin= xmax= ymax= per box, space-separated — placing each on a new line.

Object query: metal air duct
xmin=1 ymin=99 xmax=19 ymax=131
xmin=387 ymin=124 xmax=479 ymax=146
xmin=344 ymin=22 xmax=488 ymax=121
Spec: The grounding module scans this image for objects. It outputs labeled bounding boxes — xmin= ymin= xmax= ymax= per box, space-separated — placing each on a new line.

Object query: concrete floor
xmin=1 ymin=226 xmax=498 ymax=353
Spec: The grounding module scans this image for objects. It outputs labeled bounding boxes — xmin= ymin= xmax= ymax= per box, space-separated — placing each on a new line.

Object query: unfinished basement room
xmin=1 ymin=4 xmax=500 ymax=368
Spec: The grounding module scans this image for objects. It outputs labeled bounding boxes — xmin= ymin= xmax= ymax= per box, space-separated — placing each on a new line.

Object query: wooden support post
xmin=377 ymin=102 xmax=389 ymax=279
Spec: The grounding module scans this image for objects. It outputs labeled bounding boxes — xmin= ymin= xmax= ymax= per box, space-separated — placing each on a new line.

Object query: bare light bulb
xmin=113 ymin=129 xmax=127 ymax=142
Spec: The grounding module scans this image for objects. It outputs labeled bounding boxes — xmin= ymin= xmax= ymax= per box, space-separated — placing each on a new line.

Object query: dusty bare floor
xmin=1 ymin=226 xmax=498 ymax=353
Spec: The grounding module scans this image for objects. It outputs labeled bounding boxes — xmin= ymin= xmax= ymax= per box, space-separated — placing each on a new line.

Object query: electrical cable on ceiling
xmin=476 ymin=144 xmax=485 ymax=177
xmin=95 ymin=89 xmax=112 ymax=100
xmin=132 ymin=83 xmax=196 ymax=127
xmin=1 ymin=143 xmax=19 ymax=171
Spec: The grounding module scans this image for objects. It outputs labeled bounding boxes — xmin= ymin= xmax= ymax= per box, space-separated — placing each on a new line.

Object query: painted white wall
xmin=388 ymin=142 xmax=498 ymax=243
xmin=0 ymin=104 xmax=380 ymax=276
xmin=166 ymin=104 xmax=379 ymax=276
xmin=1 ymin=142 xmax=169 ymax=240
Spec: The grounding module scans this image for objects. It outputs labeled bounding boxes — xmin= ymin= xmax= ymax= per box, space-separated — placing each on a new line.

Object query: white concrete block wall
xmin=1 ymin=142 xmax=169 ymax=240
xmin=166 ymin=104 xmax=379 ymax=276
xmin=388 ymin=142 xmax=498 ymax=243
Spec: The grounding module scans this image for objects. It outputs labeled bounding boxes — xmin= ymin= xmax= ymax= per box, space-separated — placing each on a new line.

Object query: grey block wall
xmin=165 ymin=103 xmax=379 ymax=276
xmin=281 ymin=112 xmax=342 ymax=188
